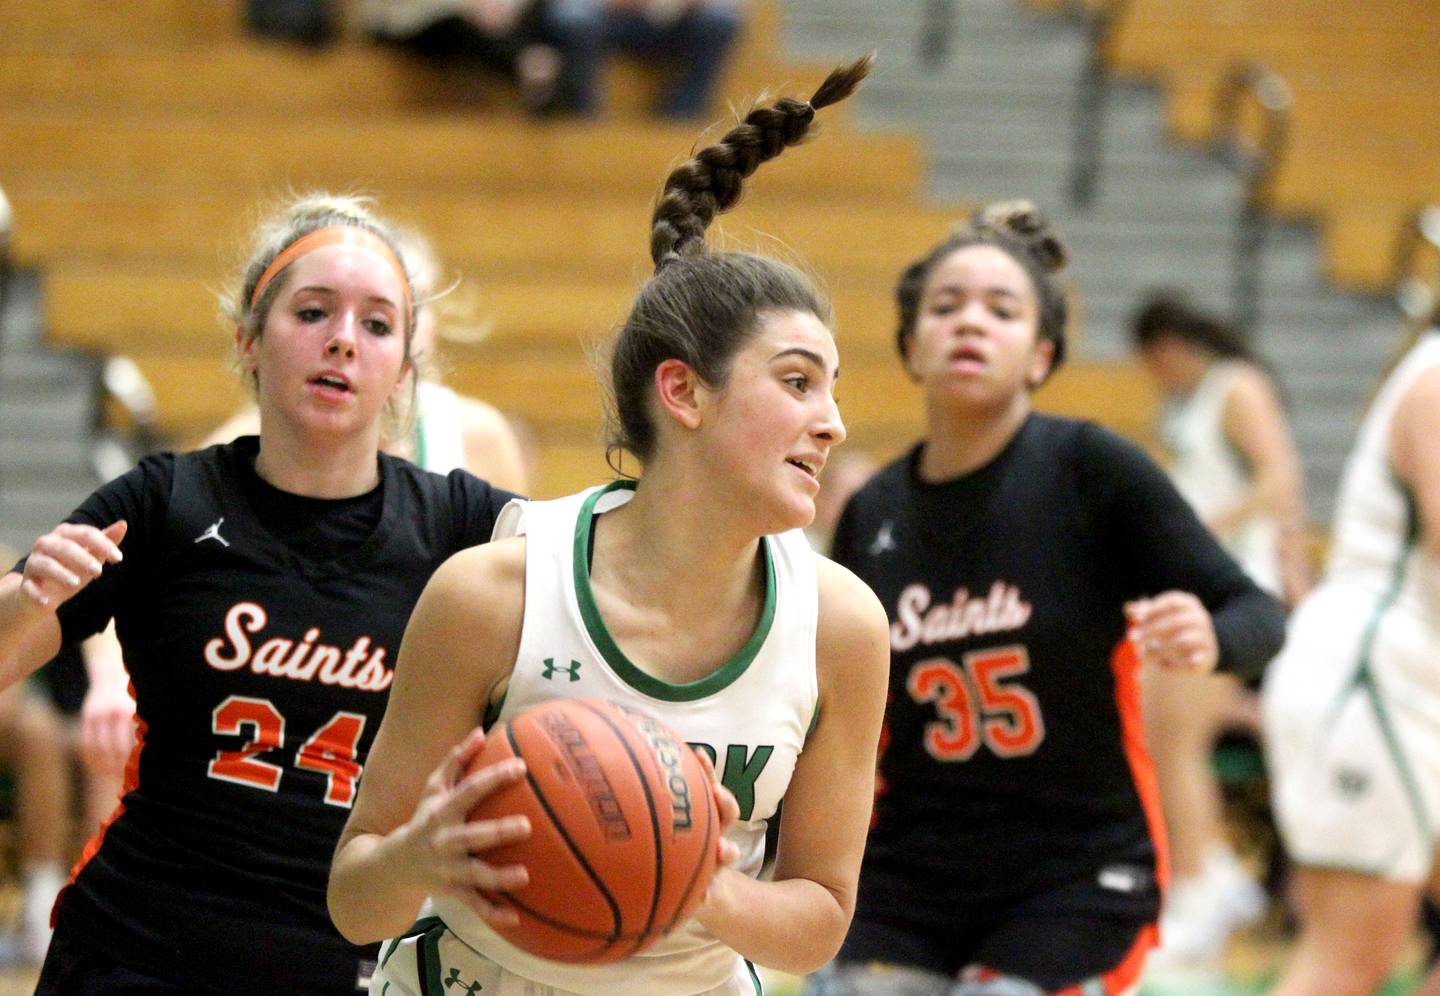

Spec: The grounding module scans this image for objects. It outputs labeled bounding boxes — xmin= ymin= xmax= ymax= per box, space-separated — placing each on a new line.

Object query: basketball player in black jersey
xmin=0 ymin=195 xmax=526 ymax=995
xmin=809 ymin=203 xmax=1286 ymax=995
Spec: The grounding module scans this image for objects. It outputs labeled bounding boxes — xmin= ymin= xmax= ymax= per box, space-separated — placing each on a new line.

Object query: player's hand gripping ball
xmin=466 ymin=697 xmax=721 ymax=963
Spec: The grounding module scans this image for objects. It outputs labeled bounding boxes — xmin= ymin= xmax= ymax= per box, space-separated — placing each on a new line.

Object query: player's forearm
xmin=328 ymin=828 xmax=430 ymax=945
xmin=0 ymin=572 xmax=57 ymax=690
xmin=697 ymin=868 xmax=852 ymax=974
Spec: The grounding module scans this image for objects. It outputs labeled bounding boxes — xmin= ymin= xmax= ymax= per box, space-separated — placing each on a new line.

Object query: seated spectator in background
xmin=0 ymin=543 xmax=123 ymax=969
xmin=547 ymin=0 xmax=744 ymax=119
xmin=245 ymin=0 xmax=337 ymax=47
xmin=360 ymin=0 xmax=567 ymax=115
xmin=0 ymin=675 xmax=69 ymax=968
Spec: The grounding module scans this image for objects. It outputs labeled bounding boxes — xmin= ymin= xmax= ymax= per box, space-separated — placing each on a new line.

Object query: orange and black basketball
xmin=466 ymin=697 xmax=720 ymax=964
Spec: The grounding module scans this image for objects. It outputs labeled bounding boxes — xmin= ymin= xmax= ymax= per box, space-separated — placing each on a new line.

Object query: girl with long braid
xmin=329 ymin=58 xmax=890 ymax=995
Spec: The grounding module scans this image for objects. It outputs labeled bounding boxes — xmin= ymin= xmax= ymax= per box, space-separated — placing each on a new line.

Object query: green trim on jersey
xmin=746 ymin=959 xmax=764 ymax=994
xmin=414 ymin=419 xmax=428 ymax=472
xmin=1323 ymin=485 xmax=1431 ymax=848
xmin=379 ymin=915 xmax=446 ymax=970
xmin=572 ymin=481 xmax=777 ymax=702
xmin=417 ymin=920 xmax=446 ymax=996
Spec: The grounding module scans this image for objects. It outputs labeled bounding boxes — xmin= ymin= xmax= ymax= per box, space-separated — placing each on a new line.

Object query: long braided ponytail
xmin=607 ymin=56 xmax=872 ymax=468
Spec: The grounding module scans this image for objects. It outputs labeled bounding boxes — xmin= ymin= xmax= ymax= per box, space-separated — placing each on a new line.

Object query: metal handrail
xmin=1394 ymin=204 xmax=1440 ymax=327
xmin=919 ymin=0 xmax=957 ymax=69
xmin=1210 ymin=61 xmax=1293 ymax=338
xmin=0 ymin=183 xmax=12 ymax=344
xmin=1068 ymin=0 xmax=1131 ymax=208
xmin=0 ymin=183 xmax=12 ymax=503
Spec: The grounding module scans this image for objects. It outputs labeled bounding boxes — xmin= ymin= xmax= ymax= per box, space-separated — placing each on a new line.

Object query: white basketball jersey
xmin=413 ymin=381 xmax=466 ymax=474
xmin=431 ymin=481 xmax=820 ymax=995
xmin=1324 ymin=331 xmax=1440 ymax=616
xmin=1162 ymin=359 xmax=1283 ymax=594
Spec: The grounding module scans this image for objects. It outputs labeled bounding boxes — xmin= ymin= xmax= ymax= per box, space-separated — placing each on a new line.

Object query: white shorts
xmin=1262 ymin=584 xmax=1440 ymax=883
xmin=371 ymin=917 xmax=761 ymax=996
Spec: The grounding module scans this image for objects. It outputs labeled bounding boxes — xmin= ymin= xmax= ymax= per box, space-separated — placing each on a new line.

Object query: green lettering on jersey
xmin=684 ymin=742 xmax=775 ymax=821
xmin=722 ymin=744 xmax=774 ymax=822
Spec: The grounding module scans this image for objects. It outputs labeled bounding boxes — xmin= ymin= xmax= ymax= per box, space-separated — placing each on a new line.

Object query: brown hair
xmin=605 ymin=56 xmax=872 ymax=469
xmin=895 ymin=200 xmax=1070 ymax=384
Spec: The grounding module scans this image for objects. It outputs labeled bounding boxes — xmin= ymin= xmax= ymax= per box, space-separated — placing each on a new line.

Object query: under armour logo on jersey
xmin=869 ymin=521 xmax=896 ymax=555
xmin=1335 ymin=766 xmax=1370 ymax=799
xmin=442 ymin=968 xmax=483 ymax=993
xmin=542 ymin=658 xmax=582 ymax=682
xmin=194 ymin=517 xmax=230 ymax=548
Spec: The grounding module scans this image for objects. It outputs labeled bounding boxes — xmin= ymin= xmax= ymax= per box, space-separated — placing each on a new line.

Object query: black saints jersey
xmin=44 ymin=438 xmax=511 ymax=994
xmin=831 ymin=415 xmax=1284 ymax=910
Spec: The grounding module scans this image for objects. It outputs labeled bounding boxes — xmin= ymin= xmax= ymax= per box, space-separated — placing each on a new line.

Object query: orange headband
xmin=249 ymin=225 xmax=414 ymax=316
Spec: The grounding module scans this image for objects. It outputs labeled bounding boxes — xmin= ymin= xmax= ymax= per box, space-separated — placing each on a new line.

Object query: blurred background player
xmin=1129 ymin=290 xmax=1311 ymax=968
xmin=1263 ymin=317 xmax=1440 ymax=994
xmin=810 ymin=202 xmax=1286 ymax=995
xmin=0 ymin=544 xmax=123 ymax=972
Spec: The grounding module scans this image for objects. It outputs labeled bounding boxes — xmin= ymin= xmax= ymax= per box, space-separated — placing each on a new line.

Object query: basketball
xmin=466 ymin=697 xmax=720 ymax=964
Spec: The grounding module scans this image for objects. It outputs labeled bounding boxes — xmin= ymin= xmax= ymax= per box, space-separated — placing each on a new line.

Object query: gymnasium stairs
xmin=779 ymin=0 xmax=1403 ymax=523
xmin=1 ymin=0 xmax=1430 ymax=553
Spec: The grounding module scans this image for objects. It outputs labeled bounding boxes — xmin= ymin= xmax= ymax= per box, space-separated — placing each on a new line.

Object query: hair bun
xmin=971 ymin=199 xmax=1069 ymax=274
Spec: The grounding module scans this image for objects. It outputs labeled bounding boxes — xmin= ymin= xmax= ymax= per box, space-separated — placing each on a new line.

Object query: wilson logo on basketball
xmin=203 ymin=601 xmax=393 ymax=692
xmin=463 ymin=698 xmax=719 ymax=965
xmin=629 ymin=711 xmax=695 ymax=833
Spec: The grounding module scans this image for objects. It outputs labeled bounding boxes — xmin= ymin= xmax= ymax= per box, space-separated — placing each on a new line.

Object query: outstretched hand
xmin=20 ymin=521 xmax=127 ymax=613
xmin=1126 ymin=591 xmax=1219 ymax=673
xmin=390 ymin=727 xmax=532 ymax=926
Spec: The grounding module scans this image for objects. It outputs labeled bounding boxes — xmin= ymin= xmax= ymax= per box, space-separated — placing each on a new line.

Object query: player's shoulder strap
xmin=491 ymin=481 xmax=635 ymax=542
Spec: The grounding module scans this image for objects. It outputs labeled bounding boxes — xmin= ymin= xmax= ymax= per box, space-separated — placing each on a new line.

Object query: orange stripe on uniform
xmin=1110 ymin=638 xmax=1169 ymax=891
xmin=54 ymin=681 xmax=148 ymax=927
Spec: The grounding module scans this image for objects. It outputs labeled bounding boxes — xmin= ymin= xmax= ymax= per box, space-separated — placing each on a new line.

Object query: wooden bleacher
xmin=1096 ymin=0 xmax=1440 ymax=296
xmin=5 ymin=0 xmax=1156 ymax=497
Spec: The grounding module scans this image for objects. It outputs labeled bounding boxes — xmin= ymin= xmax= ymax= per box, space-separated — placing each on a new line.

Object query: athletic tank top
xmin=430 ymin=481 xmax=820 ymax=994
xmin=1161 ymin=359 xmax=1283 ymax=595
xmin=413 ymin=381 xmax=466 ymax=474
xmin=1323 ymin=331 xmax=1440 ymax=618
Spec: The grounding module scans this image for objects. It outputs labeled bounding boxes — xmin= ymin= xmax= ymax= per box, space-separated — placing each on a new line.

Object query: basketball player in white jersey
xmin=329 ymin=58 xmax=891 ymax=996
xmin=1263 ymin=322 xmax=1440 ymax=994
xmin=1130 ymin=293 xmax=1311 ymax=966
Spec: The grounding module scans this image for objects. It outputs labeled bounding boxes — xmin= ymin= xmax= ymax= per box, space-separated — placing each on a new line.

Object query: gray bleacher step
xmin=0 ymin=435 xmax=90 ymax=469
xmin=776 ymin=0 xmax=1389 ymax=520
xmin=0 ymin=387 xmax=91 ymax=429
